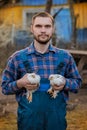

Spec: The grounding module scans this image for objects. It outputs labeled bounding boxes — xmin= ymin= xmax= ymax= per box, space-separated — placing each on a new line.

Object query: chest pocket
xmin=20 ymin=51 xmax=32 ymax=73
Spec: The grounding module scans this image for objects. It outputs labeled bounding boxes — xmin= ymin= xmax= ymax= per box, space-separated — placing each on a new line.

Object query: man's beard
xmin=34 ymin=35 xmax=52 ymax=45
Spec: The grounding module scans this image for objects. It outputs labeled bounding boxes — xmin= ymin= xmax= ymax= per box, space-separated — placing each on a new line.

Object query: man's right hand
xmin=17 ymin=73 xmax=38 ymax=90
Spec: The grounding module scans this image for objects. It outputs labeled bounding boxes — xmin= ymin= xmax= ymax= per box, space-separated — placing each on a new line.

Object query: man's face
xmin=31 ymin=17 xmax=54 ymax=44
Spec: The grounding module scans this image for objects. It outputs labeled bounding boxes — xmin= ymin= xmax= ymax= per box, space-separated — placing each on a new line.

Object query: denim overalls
xmin=17 ymin=51 xmax=67 ymax=130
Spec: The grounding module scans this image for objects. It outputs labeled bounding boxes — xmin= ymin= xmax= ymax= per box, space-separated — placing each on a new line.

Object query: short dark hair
xmin=32 ymin=12 xmax=54 ymax=25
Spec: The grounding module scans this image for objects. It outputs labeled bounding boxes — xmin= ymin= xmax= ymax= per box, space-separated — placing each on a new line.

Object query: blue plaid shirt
xmin=1 ymin=43 xmax=82 ymax=101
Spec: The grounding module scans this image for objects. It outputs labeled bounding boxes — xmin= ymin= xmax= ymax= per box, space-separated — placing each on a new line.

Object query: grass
xmin=67 ymin=105 xmax=87 ymax=130
xmin=0 ymin=113 xmax=17 ymax=130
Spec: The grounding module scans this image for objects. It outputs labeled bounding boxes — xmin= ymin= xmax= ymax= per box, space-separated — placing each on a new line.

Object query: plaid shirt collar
xmin=27 ymin=42 xmax=56 ymax=55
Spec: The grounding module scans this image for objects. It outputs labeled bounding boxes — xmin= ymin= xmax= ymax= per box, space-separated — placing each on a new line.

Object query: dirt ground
xmin=67 ymin=86 xmax=87 ymax=130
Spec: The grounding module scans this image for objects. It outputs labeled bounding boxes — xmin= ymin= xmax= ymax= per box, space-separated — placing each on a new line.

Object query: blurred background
xmin=0 ymin=0 xmax=87 ymax=130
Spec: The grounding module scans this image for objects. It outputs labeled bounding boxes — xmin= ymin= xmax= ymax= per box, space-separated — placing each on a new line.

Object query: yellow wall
xmin=0 ymin=6 xmax=22 ymax=25
xmin=0 ymin=3 xmax=87 ymax=28
xmin=0 ymin=6 xmax=44 ymax=27
xmin=74 ymin=3 xmax=87 ymax=28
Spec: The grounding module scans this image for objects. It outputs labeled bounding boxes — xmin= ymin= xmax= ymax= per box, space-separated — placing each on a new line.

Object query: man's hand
xmin=52 ymin=84 xmax=65 ymax=91
xmin=49 ymin=74 xmax=66 ymax=92
xmin=17 ymin=73 xmax=38 ymax=90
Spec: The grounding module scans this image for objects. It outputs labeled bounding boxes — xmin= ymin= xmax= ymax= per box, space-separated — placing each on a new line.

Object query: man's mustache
xmin=38 ymin=34 xmax=48 ymax=37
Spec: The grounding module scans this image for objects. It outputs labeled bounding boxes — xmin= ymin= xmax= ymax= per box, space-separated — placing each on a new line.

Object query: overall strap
xmin=20 ymin=50 xmax=32 ymax=73
xmin=57 ymin=49 xmax=65 ymax=74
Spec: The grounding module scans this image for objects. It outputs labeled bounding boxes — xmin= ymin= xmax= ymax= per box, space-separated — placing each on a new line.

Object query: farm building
xmin=0 ymin=0 xmax=87 ymax=49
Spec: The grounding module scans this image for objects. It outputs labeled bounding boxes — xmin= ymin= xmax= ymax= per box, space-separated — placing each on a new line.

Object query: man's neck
xmin=34 ymin=40 xmax=50 ymax=54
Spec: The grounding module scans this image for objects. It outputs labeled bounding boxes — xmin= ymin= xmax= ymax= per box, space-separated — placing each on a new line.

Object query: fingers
xmin=25 ymin=83 xmax=38 ymax=90
xmin=52 ymin=84 xmax=64 ymax=91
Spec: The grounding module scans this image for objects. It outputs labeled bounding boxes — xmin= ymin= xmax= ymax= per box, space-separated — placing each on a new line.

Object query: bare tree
xmin=45 ymin=0 xmax=53 ymax=13
xmin=68 ymin=0 xmax=79 ymax=49
xmin=45 ymin=0 xmax=63 ymax=17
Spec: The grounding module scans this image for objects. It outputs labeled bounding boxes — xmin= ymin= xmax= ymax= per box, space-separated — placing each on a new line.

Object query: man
xmin=1 ymin=12 xmax=82 ymax=130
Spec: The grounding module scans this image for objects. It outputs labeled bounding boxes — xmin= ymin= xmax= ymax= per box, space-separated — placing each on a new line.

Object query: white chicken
xmin=27 ymin=73 xmax=41 ymax=102
xmin=48 ymin=74 xmax=66 ymax=98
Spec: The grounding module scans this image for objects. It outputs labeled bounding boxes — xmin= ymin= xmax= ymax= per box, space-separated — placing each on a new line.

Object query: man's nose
xmin=41 ymin=27 xmax=46 ymax=32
